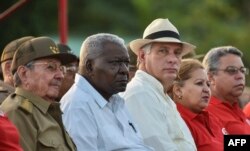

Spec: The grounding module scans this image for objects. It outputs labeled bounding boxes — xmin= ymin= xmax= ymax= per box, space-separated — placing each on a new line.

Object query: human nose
xmin=118 ymin=62 xmax=129 ymax=74
xmin=202 ymin=83 xmax=210 ymax=96
xmin=55 ymin=67 xmax=65 ymax=79
xmin=203 ymin=85 xmax=210 ymax=93
xmin=166 ymin=53 xmax=180 ymax=63
xmin=235 ymin=69 xmax=245 ymax=79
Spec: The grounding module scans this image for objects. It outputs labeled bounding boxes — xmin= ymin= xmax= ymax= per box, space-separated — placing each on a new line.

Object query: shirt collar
xmin=176 ymin=102 xmax=209 ymax=120
xmin=0 ymin=109 xmax=5 ymax=116
xmin=75 ymin=74 xmax=124 ymax=110
xmin=135 ymin=70 xmax=165 ymax=93
xmin=15 ymin=87 xmax=51 ymax=114
xmin=176 ymin=103 xmax=198 ymax=119
xmin=210 ymin=96 xmax=238 ymax=108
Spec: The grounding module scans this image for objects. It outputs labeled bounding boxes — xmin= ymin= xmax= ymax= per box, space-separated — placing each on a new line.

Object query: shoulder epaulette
xmin=19 ymin=98 xmax=33 ymax=113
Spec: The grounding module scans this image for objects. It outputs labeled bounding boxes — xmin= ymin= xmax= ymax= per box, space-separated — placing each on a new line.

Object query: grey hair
xmin=202 ymin=46 xmax=243 ymax=73
xmin=79 ymin=33 xmax=126 ymax=74
xmin=13 ymin=61 xmax=35 ymax=87
xmin=136 ymin=43 xmax=152 ymax=66
xmin=142 ymin=43 xmax=152 ymax=54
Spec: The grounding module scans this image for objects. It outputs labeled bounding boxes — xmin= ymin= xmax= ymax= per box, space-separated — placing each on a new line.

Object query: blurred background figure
xmin=1 ymin=36 xmax=34 ymax=86
xmin=0 ymin=36 xmax=34 ymax=103
xmin=127 ymin=44 xmax=137 ymax=81
xmin=170 ymin=58 xmax=224 ymax=151
xmin=239 ymin=87 xmax=250 ymax=108
xmin=56 ymin=43 xmax=78 ymax=101
xmin=183 ymin=50 xmax=205 ymax=62
xmin=242 ymin=88 xmax=250 ymax=119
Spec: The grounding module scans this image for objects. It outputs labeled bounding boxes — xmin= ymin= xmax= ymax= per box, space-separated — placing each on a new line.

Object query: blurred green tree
xmin=1 ymin=0 xmax=250 ymax=84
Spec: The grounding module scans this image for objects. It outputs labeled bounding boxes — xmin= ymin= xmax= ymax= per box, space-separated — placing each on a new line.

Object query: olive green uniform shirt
xmin=0 ymin=80 xmax=14 ymax=104
xmin=5 ymin=87 xmax=76 ymax=151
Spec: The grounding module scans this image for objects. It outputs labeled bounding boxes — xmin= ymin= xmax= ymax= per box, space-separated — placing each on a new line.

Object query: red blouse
xmin=177 ymin=103 xmax=224 ymax=151
xmin=0 ymin=114 xmax=23 ymax=151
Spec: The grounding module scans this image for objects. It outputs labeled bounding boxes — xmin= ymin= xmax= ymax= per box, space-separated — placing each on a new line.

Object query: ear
xmin=173 ymin=84 xmax=182 ymax=100
xmin=138 ymin=49 xmax=146 ymax=63
xmin=85 ymin=60 xmax=93 ymax=73
xmin=16 ymin=66 xmax=29 ymax=86
xmin=207 ymin=72 xmax=215 ymax=86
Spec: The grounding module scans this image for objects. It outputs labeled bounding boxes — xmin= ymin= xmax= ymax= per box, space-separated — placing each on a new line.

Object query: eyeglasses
xmin=65 ymin=65 xmax=78 ymax=73
xmin=215 ymin=66 xmax=249 ymax=75
xmin=29 ymin=62 xmax=67 ymax=74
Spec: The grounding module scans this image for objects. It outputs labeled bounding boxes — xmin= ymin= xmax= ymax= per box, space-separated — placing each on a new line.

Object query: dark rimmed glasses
xmin=214 ymin=66 xmax=249 ymax=75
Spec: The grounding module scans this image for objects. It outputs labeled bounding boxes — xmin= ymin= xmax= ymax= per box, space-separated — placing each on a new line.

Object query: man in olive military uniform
xmin=0 ymin=36 xmax=34 ymax=103
xmin=2 ymin=36 xmax=77 ymax=151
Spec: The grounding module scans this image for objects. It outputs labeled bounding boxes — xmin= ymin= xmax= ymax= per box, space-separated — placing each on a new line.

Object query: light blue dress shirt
xmin=61 ymin=74 xmax=153 ymax=151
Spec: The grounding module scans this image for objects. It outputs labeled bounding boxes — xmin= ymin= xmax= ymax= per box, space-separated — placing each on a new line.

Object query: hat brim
xmin=130 ymin=38 xmax=196 ymax=56
xmin=36 ymin=53 xmax=78 ymax=65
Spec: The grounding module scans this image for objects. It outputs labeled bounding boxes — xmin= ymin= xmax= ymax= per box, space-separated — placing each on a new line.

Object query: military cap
xmin=11 ymin=36 xmax=77 ymax=74
xmin=1 ymin=36 xmax=34 ymax=63
xmin=56 ymin=43 xmax=78 ymax=62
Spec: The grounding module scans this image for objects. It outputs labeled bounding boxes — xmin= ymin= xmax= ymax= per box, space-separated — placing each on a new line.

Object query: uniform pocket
xmin=38 ymin=136 xmax=64 ymax=151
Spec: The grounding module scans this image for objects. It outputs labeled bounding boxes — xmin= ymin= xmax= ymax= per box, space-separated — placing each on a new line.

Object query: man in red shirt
xmin=202 ymin=46 xmax=250 ymax=134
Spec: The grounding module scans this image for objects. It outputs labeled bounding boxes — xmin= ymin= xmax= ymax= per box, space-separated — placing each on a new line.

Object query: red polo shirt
xmin=0 ymin=115 xmax=23 ymax=151
xmin=176 ymin=103 xmax=224 ymax=151
xmin=206 ymin=96 xmax=250 ymax=134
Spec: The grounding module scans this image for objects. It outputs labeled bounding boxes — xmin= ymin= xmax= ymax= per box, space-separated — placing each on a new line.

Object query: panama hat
xmin=130 ymin=18 xmax=196 ymax=56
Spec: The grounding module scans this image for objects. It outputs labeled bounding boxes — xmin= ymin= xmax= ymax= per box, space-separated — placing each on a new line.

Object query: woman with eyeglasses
xmin=202 ymin=46 xmax=250 ymax=134
xmin=168 ymin=58 xmax=225 ymax=151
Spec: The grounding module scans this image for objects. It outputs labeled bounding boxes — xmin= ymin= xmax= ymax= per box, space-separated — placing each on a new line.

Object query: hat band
xmin=144 ymin=30 xmax=180 ymax=40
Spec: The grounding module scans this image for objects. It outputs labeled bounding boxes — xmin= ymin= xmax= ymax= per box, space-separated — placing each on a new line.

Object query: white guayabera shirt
xmin=121 ymin=70 xmax=197 ymax=151
xmin=60 ymin=73 xmax=154 ymax=151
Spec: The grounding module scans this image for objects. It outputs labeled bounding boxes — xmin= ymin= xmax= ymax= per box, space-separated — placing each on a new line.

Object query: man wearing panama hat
xmin=121 ymin=18 xmax=197 ymax=151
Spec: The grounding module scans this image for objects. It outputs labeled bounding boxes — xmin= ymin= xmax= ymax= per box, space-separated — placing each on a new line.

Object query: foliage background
xmin=1 ymin=0 xmax=250 ymax=84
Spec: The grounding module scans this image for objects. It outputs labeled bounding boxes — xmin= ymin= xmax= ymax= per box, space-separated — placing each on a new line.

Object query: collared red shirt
xmin=207 ymin=96 xmax=250 ymax=134
xmin=121 ymin=70 xmax=197 ymax=151
xmin=60 ymin=73 xmax=153 ymax=151
xmin=176 ymin=103 xmax=224 ymax=151
xmin=5 ymin=87 xmax=76 ymax=151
